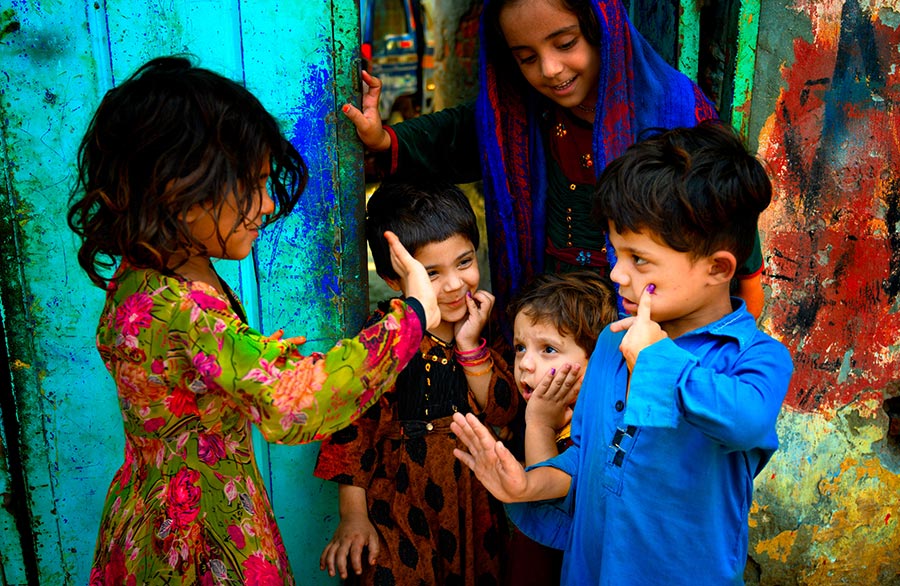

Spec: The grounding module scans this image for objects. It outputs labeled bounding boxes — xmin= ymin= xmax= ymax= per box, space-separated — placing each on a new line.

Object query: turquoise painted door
xmin=0 ymin=1 xmax=362 ymax=584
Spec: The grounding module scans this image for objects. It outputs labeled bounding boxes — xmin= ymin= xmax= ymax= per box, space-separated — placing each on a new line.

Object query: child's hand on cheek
xmin=610 ymin=285 xmax=667 ymax=372
xmin=454 ymin=290 xmax=494 ymax=350
xmin=525 ymin=363 xmax=581 ymax=433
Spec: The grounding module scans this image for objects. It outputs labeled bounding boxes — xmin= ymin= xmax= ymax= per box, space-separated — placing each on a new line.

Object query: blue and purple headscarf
xmin=476 ymin=0 xmax=717 ymax=332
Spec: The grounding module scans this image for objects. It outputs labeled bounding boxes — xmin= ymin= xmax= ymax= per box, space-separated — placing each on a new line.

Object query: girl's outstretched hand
xmin=342 ymin=70 xmax=392 ymax=152
xmin=264 ymin=329 xmax=306 ymax=346
xmin=451 ymin=412 xmax=527 ymax=503
xmin=384 ymin=231 xmax=440 ymax=331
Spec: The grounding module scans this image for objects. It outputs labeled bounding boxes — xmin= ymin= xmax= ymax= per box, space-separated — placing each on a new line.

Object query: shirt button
xmin=569 ymin=183 xmax=577 ymax=190
xmin=615 ymin=400 xmax=625 ymax=412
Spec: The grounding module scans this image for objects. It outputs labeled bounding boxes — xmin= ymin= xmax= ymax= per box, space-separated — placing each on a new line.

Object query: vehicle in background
xmin=360 ymin=0 xmax=435 ymax=122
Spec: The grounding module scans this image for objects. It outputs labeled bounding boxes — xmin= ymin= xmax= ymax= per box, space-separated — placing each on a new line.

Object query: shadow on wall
xmin=366 ymin=181 xmax=490 ymax=310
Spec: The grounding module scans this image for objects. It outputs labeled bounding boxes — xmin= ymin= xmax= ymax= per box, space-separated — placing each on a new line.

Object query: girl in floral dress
xmin=67 ymin=56 xmax=439 ymax=585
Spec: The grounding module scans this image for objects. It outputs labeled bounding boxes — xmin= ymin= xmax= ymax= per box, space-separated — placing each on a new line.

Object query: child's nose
xmin=519 ymin=353 xmax=535 ymax=371
xmin=444 ymin=273 xmax=464 ymax=291
xmin=609 ymin=261 xmax=625 ymax=286
xmin=260 ymin=188 xmax=275 ymax=215
xmin=541 ymin=56 xmax=564 ymax=79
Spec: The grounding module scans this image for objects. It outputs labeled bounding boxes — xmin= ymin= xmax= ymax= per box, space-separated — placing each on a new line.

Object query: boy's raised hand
xmin=610 ymin=285 xmax=667 ymax=372
xmin=453 ymin=290 xmax=494 ymax=351
xmin=385 ymin=231 xmax=441 ymax=331
xmin=342 ymin=70 xmax=392 ymax=152
xmin=451 ymin=412 xmax=527 ymax=503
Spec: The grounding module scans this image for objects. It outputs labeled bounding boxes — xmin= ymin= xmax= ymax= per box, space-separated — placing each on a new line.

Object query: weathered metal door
xmin=0 ymin=1 xmax=363 ymax=584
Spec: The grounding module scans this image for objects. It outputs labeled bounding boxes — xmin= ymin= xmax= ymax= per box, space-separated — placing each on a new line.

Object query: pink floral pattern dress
xmin=89 ymin=264 xmax=424 ymax=585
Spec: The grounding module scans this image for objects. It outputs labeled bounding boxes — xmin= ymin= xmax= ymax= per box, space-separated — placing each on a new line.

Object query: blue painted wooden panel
xmin=0 ymin=1 xmax=362 ymax=583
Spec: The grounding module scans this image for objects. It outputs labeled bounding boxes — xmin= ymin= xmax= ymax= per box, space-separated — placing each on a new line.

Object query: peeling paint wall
xmin=749 ymin=0 xmax=900 ymax=583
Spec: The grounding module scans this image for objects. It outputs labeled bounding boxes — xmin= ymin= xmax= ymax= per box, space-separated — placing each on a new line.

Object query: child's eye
xmin=558 ymin=38 xmax=578 ymax=50
xmin=427 ymin=270 xmax=439 ymax=279
xmin=634 ymin=255 xmax=648 ymax=266
xmin=458 ymin=257 xmax=474 ymax=269
xmin=513 ymin=344 xmax=526 ymax=354
xmin=543 ymin=346 xmax=559 ymax=354
xmin=515 ymin=53 xmax=537 ymax=65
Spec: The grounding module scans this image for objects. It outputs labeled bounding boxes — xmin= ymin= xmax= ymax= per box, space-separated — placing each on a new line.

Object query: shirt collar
xmin=680 ymin=297 xmax=758 ymax=350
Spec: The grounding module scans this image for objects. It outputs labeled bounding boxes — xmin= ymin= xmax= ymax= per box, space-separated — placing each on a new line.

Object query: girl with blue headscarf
xmin=346 ymin=0 xmax=764 ymax=339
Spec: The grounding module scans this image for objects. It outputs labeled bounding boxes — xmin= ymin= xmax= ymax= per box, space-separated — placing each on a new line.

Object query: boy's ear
xmin=383 ymin=276 xmax=403 ymax=292
xmin=708 ymin=251 xmax=737 ymax=283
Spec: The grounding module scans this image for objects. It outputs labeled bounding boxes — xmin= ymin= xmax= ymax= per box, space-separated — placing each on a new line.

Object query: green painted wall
xmin=0 ymin=1 xmax=361 ymax=583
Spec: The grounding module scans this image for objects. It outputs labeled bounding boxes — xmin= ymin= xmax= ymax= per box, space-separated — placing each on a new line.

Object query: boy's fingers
xmin=637 ymin=285 xmax=654 ymax=323
xmin=609 ymin=315 xmax=635 ymax=332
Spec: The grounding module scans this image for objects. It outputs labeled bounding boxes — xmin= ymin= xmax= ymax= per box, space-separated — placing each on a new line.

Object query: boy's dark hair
xmin=68 ymin=55 xmax=308 ymax=287
xmin=593 ymin=121 xmax=772 ymax=266
xmin=483 ymin=0 xmax=600 ymax=91
xmin=507 ymin=271 xmax=618 ymax=356
xmin=366 ymin=181 xmax=479 ymax=281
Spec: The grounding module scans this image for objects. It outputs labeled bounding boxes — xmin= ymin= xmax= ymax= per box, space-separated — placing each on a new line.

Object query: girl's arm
xmin=320 ymin=485 xmax=379 ymax=580
xmin=188 ymin=232 xmax=436 ymax=444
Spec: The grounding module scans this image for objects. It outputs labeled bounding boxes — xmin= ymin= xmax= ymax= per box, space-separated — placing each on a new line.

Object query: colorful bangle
xmin=457 ymin=354 xmax=491 ymax=368
xmin=462 ymin=359 xmax=494 ymax=377
xmin=455 ymin=338 xmax=488 ymax=364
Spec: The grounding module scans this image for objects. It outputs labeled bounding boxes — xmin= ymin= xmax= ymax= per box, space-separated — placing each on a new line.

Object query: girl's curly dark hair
xmin=67 ymin=55 xmax=308 ymax=287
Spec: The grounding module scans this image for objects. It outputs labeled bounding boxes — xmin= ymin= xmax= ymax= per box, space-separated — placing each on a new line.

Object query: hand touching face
xmin=513 ymin=314 xmax=588 ymax=401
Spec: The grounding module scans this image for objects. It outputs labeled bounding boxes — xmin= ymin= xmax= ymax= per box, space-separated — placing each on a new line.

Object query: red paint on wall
xmin=760 ymin=3 xmax=900 ymax=412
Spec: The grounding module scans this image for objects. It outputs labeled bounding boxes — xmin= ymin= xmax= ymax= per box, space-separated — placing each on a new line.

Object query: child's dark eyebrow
xmin=508 ymin=25 xmax=580 ymax=52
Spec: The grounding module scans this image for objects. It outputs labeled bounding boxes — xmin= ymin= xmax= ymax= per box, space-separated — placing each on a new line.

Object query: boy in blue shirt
xmin=451 ymin=121 xmax=794 ymax=585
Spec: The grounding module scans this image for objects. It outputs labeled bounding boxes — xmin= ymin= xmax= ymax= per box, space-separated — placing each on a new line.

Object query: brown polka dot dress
xmin=315 ymin=315 xmax=519 ymax=586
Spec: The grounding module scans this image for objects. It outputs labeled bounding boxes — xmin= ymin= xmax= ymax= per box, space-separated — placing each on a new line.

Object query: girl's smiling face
xmin=184 ymin=158 xmax=274 ymax=261
xmin=499 ymin=0 xmax=601 ymax=116
xmin=513 ymin=312 xmax=588 ymax=400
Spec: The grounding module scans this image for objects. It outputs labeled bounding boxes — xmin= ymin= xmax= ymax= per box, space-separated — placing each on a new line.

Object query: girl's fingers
xmin=361 ymin=69 xmax=381 ymax=89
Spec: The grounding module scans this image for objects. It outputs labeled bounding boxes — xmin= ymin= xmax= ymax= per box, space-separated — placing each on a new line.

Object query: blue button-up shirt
xmin=507 ymin=299 xmax=793 ymax=585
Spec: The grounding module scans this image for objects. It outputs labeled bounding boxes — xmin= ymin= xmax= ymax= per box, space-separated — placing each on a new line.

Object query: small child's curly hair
xmin=507 ymin=271 xmax=618 ymax=356
xmin=68 ymin=55 xmax=308 ymax=287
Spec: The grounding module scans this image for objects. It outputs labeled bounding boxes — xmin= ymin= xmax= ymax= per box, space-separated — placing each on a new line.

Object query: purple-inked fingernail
xmin=550 ymin=368 xmax=556 ymax=375
xmin=646 ymin=284 xmax=656 ymax=294
xmin=466 ymin=291 xmax=472 ymax=298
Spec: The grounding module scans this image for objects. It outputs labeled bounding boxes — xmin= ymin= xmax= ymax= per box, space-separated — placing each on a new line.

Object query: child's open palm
xmin=610 ymin=286 xmax=667 ymax=372
xmin=452 ymin=412 xmax=527 ymax=503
